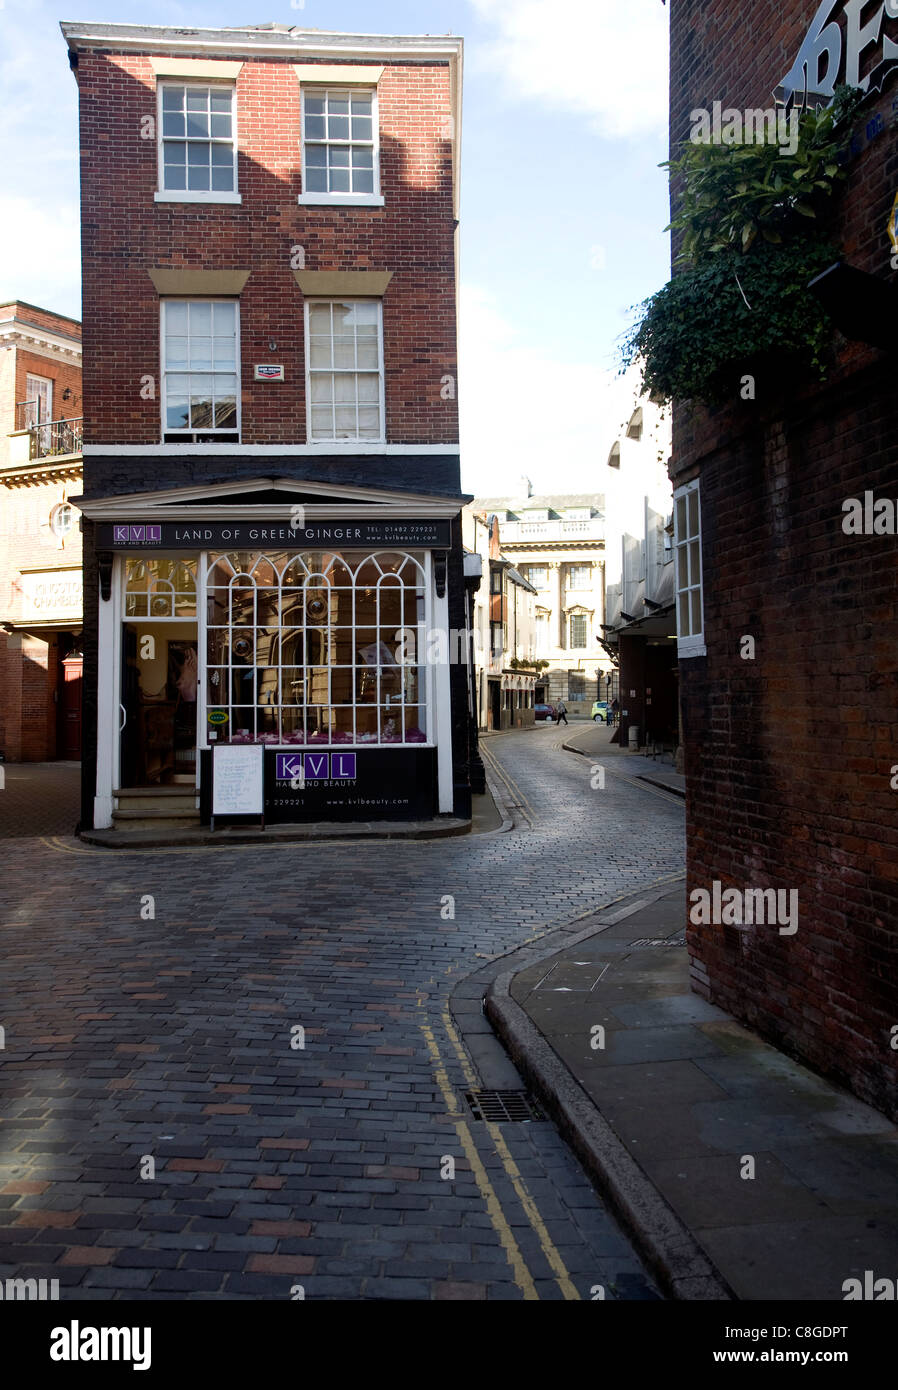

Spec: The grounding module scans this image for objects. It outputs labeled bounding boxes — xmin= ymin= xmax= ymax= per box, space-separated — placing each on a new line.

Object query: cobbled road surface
xmin=0 ymin=728 xmax=685 ymax=1300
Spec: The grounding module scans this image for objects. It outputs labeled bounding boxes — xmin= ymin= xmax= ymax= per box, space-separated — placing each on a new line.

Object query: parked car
xmin=534 ymin=703 xmax=557 ymax=722
xmin=591 ymin=700 xmax=610 ymax=723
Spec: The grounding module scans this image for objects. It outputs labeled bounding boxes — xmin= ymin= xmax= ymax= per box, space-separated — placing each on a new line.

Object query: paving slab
xmin=487 ymin=879 xmax=898 ymax=1302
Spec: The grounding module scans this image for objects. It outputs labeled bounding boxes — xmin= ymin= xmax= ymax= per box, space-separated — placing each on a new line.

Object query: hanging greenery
xmin=623 ymin=86 xmax=864 ymax=406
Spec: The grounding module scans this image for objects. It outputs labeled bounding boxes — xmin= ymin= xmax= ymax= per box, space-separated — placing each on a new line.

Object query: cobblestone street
xmin=0 ymin=727 xmax=685 ymax=1300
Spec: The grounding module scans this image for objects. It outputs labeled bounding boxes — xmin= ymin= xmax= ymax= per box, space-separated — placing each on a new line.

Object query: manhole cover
xmin=465 ymin=1090 xmax=544 ymax=1122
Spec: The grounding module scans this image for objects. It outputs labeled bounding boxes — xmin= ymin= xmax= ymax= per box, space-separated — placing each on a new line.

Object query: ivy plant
xmin=623 ymin=86 xmax=863 ymax=405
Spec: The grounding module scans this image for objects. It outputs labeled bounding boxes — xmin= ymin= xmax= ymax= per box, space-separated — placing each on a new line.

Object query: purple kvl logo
xmin=114 ymin=525 xmax=162 ymax=544
xmin=276 ymin=753 xmax=356 ymax=781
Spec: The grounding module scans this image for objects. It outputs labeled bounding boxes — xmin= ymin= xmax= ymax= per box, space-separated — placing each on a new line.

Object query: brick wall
xmin=76 ymin=51 xmax=458 ymax=449
xmin=670 ymin=1 xmax=898 ymax=1117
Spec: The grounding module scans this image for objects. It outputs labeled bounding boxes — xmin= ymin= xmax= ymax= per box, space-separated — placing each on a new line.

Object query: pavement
xmin=560 ymin=720 xmax=686 ymax=798
xmin=0 ymin=729 xmax=684 ymax=1301
xmin=484 ymin=876 xmax=898 ymax=1303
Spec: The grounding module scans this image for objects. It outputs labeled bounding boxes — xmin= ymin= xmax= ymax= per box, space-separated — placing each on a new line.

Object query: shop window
xmin=125 ymin=557 xmax=197 ymax=618
xmin=305 ymin=299 xmax=384 ymax=442
xmin=161 ymin=300 xmax=239 ymax=442
xmin=205 ymin=549 xmax=427 ymax=746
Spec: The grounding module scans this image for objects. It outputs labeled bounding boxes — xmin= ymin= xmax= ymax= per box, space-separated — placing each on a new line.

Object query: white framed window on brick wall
xmin=674 ymin=478 xmax=705 ymax=657
xmin=304 ymin=299 xmax=385 ymax=443
xmin=161 ymin=299 xmax=240 ymax=443
xmin=156 ymin=82 xmax=241 ymax=204
xmin=298 ymin=87 xmax=384 ymax=207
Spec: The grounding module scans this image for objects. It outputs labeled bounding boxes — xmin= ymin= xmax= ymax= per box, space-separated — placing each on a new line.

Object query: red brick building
xmin=669 ymin=2 xmax=898 ymax=1117
xmin=0 ymin=301 xmax=83 ymax=762
xmin=61 ymin=21 xmax=469 ymax=835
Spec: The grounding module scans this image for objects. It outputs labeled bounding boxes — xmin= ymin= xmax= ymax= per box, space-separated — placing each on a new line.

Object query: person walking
xmin=556 ymin=699 xmax=569 ymax=726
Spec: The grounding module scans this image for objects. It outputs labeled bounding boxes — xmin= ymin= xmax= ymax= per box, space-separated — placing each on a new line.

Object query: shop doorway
xmin=60 ymin=652 xmax=82 ymax=759
xmin=489 ymin=679 xmax=501 ymax=731
xmin=120 ymin=623 xmax=198 ymax=787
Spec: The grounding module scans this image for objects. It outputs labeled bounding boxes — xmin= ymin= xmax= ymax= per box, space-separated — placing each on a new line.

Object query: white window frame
xmin=25 ymin=374 xmax=53 ymax=434
xmin=568 ymin=613 xmax=588 ymax=649
xmin=298 ymin=84 xmax=384 ymax=207
xmin=304 ymin=298 xmax=386 ymax=445
xmin=567 ymin=564 xmax=592 ymax=590
xmin=674 ymin=478 xmax=706 ymax=657
xmin=160 ymin=298 xmax=242 ymax=443
xmin=155 ymin=80 xmax=242 ymax=205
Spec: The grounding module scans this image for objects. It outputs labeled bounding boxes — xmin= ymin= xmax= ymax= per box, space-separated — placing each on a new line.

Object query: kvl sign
xmin=776 ymin=0 xmax=898 ymax=108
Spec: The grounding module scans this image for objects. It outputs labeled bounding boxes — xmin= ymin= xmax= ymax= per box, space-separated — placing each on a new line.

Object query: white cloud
xmin=0 ymin=195 xmax=82 ymax=318
xmin=458 ymin=283 xmax=638 ymax=497
xmin=468 ymin=0 xmax=669 ymax=139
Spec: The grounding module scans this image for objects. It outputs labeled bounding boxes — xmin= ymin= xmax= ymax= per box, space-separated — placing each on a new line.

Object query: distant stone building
xmin=466 ymin=492 xmax=607 ymax=715
xmin=463 ymin=510 xmax=537 ymax=730
xmin=0 ymin=301 xmax=83 ymax=762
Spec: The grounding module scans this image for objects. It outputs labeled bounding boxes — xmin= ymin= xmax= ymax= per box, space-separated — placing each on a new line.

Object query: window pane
xmin=162 ymin=112 xmax=185 ymax=137
xmin=351 ymin=116 xmax=372 ymax=141
xmin=190 ymin=336 xmax=213 ymax=370
xmin=166 ymin=336 xmax=189 ymax=368
xmin=690 ymin=589 xmax=702 ymax=635
xmin=164 ymin=163 xmax=187 ymax=190
xmin=211 ymin=164 xmax=234 ymax=191
xmin=186 ymin=111 xmax=210 ymax=138
xmin=676 ymin=495 xmax=687 ymax=541
xmin=166 ymin=395 xmax=189 ymax=430
xmin=353 ymin=167 xmax=374 ymax=193
xmin=689 ymin=540 xmax=701 ymax=587
xmin=329 ymin=146 xmax=350 ymax=168
xmin=330 ymin=166 xmax=351 ymax=192
xmin=305 ymin=115 xmax=326 ymax=139
xmin=687 ymin=490 xmax=698 ymax=537
xmin=305 ymin=95 xmax=325 ymax=115
xmin=190 ymin=303 xmax=212 ymax=335
xmin=213 ymin=301 xmax=236 ymax=333
xmin=311 ymin=406 xmax=333 ymax=436
xmin=187 ymin=164 xmax=210 ymax=190
xmin=678 ymin=592 xmax=691 ymax=637
xmin=305 ymin=144 xmax=327 ymax=167
xmin=166 ymin=302 xmax=188 ymax=334
xmin=162 ymin=87 xmax=183 ymax=110
xmin=210 ymin=90 xmax=232 ymax=113
xmin=306 ymin=162 xmax=329 ymax=189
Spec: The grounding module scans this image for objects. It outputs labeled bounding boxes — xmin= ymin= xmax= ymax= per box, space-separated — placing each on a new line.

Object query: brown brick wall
xmin=669 ymin=1 xmax=898 ymax=1117
xmin=76 ymin=51 xmax=458 ymax=446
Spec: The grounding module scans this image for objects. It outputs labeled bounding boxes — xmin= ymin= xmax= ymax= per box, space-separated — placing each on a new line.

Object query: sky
xmin=0 ymin=0 xmax=671 ymax=496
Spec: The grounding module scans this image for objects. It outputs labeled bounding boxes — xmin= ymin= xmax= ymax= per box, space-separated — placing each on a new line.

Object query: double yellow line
xmin=417 ymin=1002 xmax=580 ymax=1300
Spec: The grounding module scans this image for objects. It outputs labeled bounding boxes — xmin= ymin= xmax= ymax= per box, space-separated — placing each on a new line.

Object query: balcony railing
xmin=24 ymin=416 xmax=83 ymax=460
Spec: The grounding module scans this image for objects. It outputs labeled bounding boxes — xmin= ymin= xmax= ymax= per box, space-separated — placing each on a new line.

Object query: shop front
xmin=79 ymin=481 xmax=465 ymax=831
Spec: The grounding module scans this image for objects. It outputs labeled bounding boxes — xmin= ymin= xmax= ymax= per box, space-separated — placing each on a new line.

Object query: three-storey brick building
xmin=61 ymin=20 xmax=469 ymax=835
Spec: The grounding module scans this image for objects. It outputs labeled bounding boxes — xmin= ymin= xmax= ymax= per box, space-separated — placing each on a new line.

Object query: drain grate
xmin=465 ymin=1089 xmax=544 ymax=1122
xmin=630 ymin=932 xmax=687 ymax=949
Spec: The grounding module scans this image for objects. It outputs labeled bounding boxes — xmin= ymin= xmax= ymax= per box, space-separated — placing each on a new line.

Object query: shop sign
xmin=264 ymin=747 xmax=435 ymax=823
xmin=100 ymin=519 xmax=452 ymax=549
xmin=275 ymin=753 xmax=357 ymax=781
xmin=19 ymin=570 xmax=83 ymax=621
xmin=254 ymin=365 xmax=285 ymax=381
xmin=208 ymin=710 xmax=229 ymax=726
xmin=776 ymin=2 xmax=898 ymax=109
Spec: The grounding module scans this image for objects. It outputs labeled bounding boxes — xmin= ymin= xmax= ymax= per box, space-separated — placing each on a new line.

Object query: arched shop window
xmin=125 ymin=558 xmax=197 ymax=617
xmin=205 ymin=550 xmax=428 ymax=746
